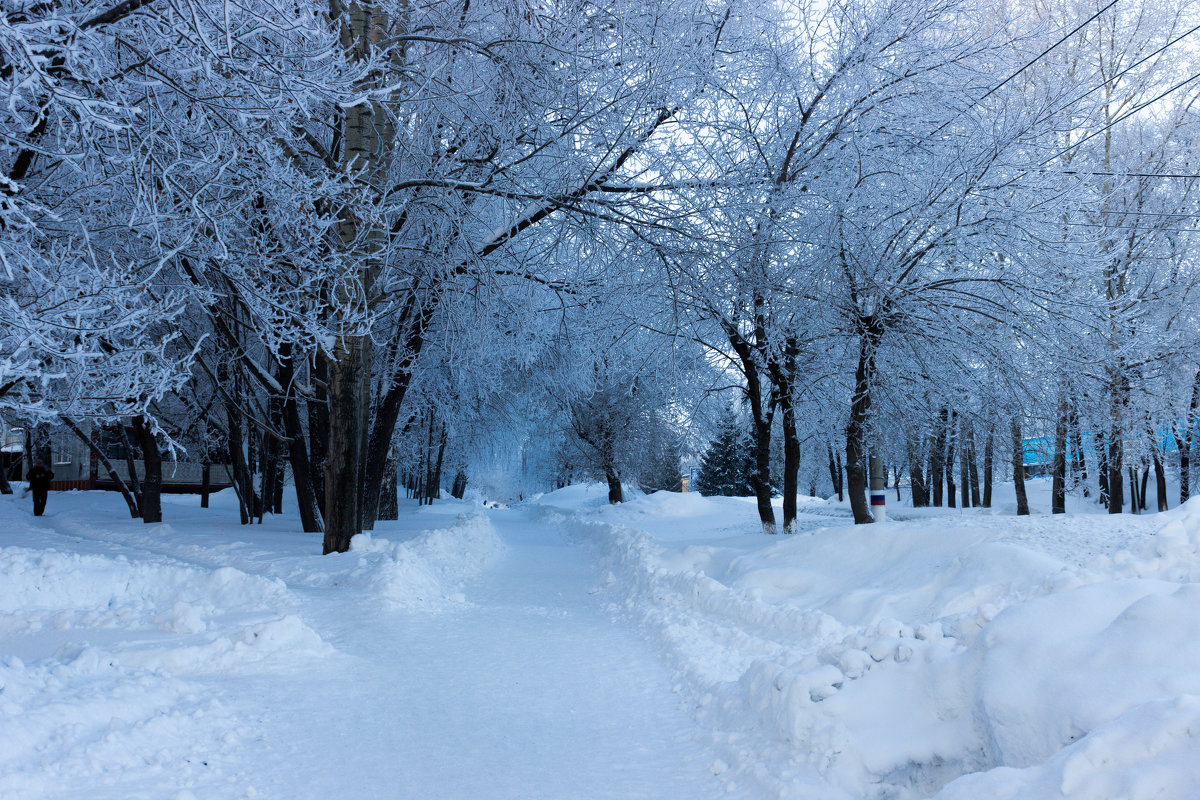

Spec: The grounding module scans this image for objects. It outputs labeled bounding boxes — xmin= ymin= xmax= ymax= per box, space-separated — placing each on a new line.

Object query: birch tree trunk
xmin=323 ymin=0 xmax=399 ymax=553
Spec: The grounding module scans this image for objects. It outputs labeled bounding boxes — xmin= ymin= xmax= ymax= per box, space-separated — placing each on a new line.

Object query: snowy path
xmin=10 ymin=485 xmax=1199 ymax=800
xmin=0 ymin=492 xmax=729 ymax=799
xmin=230 ymin=507 xmax=727 ymax=799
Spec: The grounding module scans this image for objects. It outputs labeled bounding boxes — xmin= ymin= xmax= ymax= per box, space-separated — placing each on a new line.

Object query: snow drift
xmin=539 ymin=487 xmax=1200 ymax=800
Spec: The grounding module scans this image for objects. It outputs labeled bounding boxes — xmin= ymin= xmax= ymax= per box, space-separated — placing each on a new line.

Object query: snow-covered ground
xmin=2 ymin=479 xmax=1199 ymax=799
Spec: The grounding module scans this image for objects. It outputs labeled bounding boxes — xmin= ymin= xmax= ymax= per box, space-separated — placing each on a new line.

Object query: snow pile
xmin=541 ymin=487 xmax=1200 ymax=799
xmin=0 ymin=646 xmax=241 ymax=799
xmin=0 ymin=495 xmax=513 ymax=798
xmin=345 ymin=513 xmax=506 ymax=609
xmin=0 ymin=542 xmax=327 ymax=798
xmin=0 ymin=546 xmax=328 ymax=668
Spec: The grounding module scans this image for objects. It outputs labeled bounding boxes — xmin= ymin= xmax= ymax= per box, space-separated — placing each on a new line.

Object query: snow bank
xmin=0 ymin=542 xmax=326 ymax=798
xmin=540 ymin=487 xmax=1200 ymax=799
xmin=345 ymin=513 xmax=506 ymax=609
xmin=0 ymin=547 xmax=294 ymax=634
xmin=0 ymin=494 xmax=508 ymax=798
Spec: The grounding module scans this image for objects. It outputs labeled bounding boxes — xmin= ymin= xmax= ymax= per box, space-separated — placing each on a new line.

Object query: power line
xmin=1053 ymin=20 xmax=1200 ymax=117
xmin=1041 ymin=69 xmax=1200 ymax=164
xmin=934 ymin=0 xmax=1121 ymax=134
xmin=1062 ymin=171 xmax=1200 ymax=180
xmin=1058 ymin=221 xmax=1200 ymax=233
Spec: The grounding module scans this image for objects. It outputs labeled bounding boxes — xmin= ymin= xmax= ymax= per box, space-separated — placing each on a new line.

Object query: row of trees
xmin=3 ymin=0 xmax=1200 ymax=544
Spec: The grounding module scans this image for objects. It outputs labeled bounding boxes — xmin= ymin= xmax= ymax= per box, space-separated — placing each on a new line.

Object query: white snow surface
xmin=1 ymin=480 xmax=1199 ymax=798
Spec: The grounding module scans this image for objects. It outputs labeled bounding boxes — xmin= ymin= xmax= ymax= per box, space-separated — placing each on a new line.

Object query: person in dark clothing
xmin=27 ymin=461 xmax=53 ymax=516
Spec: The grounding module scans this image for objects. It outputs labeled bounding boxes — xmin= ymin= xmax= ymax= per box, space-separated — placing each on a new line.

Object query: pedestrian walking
xmin=27 ymin=461 xmax=53 ymax=516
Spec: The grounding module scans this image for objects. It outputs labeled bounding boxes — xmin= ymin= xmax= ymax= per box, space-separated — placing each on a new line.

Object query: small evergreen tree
xmin=694 ymin=411 xmax=756 ymax=496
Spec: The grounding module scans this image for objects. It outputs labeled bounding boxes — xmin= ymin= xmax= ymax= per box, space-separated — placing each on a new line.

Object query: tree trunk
xmin=958 ymin=417 xmax=970 ymax=509
xmin=945 ymin=410 xmax=957 ymax=509
xmin=605 ymin=464 xmax=623 ymax=504
xmin=1152 ymin=452 xmax=1167 ymax=512
xmin=982 ymin=427 xmax=994 ymax=508
xmin=779 ymin=392 xmax=800 ymax=532
xmin=360 ymin=301 xmax=429 ymax=527
xmin=451 ymin=469 xmax=468 ymax=499
xmin=1178 ymin=431 xmax=1191 ymax=505
xmin=1068 ymin=403 xmax=1088 ymax=497
xmin=827 ymin=444 xmax=843 ymax=502
xmin=23 ymin=429 xmax=33 ymax=484
xmin=1107 ymin=377 xmax=1126 ymax=514
xmin=766 ymin=337 xmax=802 ymax=532
xmin=321 ymin=0 xmax=401 ymax=546
xmin=1052 ymin=394 xmax=1068 ymax=515
xmin=308 ymin=351 xmax=329 ymax=519
xmin=1107 ymin=432 xmax=1124 ymax=514
xmin=324 ymin=338 xmax=368 ymax=552
xmin=277 ymin=344 xmax=323 ymax=533
xmin=846 ymin=321 xmax=883 ymax=525
xmin=1181 ymin=370 xmax=1200 ymax=504
xmin=1128 ymin=467 xmax=1140 ymax=514
xmin=59 ymin=415 xmax=140 ymax=518
xmin=726 ymin=325 xmax=776 ymax=533
xmin=132 ymin=416 xmax=162 ymax=523
xmin=1012 ymin=418 xmax=1029 ymax=516
xmin=966 ymin=423 xmax=981 ymax=508
xmin=377 ymin=456 xmax=399 ymax=520
xmin=268 ymin=396 xmax=285 ymax=515
xmin=1139 ymin=466 xmax=1150 ymax=512
xmin=1097 ymin=430 xmax=1110 ymax=508
xmin=117 ymin=421 xmax=143 ymax=514
xmin=201 ymin=462 xmax=211 ymax=509
xmin=422 ymin=411 xmax=436 ymax=506
xmin=257 ymin=428 xmax=272 ymax=524
xmin=247 ymin=418 xmax=261 ymax=521
xmin=907 ymin=433 xmax=928 ymax=508
xmin=432 ymin=422 xmax=447 ymax=500
xmin=225 ymin=400 xmax=253 ymax=525
xmin=749 ymin=407 xmax=774 ymax=530
xmin=931 ymin=424 xmax=945 ymax=507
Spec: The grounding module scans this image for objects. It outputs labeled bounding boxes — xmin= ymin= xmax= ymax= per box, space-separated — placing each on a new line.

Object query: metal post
xmin=869 ymin=454 xmax=886 ymax=523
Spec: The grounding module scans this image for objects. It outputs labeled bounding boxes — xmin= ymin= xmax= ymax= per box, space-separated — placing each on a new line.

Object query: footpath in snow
xmin=4 ymin=481 xmax=1200 ymax=799
xmin=0 ymin=489 xmax=725 ymax=800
